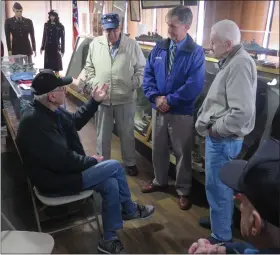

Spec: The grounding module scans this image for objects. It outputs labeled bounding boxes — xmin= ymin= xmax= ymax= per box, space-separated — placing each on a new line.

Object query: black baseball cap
xmin=220 ymin=138 xmax=280 ymax=227
xmin=31 ymin=69 xmax=73 ymax=96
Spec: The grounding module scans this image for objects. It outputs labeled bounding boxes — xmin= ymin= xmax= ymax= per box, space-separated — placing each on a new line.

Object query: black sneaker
xmin=125 ymin=165 xmax=139 ymax=176
xmin=97 ymin=238 xmax=126 ymax=254
xmin=122 ymin=203 xmax=155 ymax=221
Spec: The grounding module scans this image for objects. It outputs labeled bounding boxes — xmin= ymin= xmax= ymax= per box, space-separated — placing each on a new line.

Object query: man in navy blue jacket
xmin=141 ymin=5 xmax=205 ymax=210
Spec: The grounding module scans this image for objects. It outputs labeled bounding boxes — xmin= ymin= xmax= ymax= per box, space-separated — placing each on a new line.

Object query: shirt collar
xmin=169 ymin=35 xmax=188 ymax=50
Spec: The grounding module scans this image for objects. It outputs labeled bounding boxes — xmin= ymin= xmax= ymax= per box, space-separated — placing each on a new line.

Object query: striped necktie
xmin=168 ymin=44 xmax=177 ymax=74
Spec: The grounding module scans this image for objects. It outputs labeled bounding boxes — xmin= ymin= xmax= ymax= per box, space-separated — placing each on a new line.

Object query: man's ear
xmin=251 ymin=210 xmax=262 ymax=236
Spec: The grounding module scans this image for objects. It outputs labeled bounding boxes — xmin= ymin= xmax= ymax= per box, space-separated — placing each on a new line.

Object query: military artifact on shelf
xmin=135 ymin=31 xmax=163 ymax=42
xmin=242 ymin=39 xmax=278 ymax=56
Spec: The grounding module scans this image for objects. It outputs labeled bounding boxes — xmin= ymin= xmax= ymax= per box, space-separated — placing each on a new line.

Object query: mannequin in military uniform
xmin=4 ymin=2 xmax=36 ymax=63
xmin=40 ymin=10 xmax=65 ymax=73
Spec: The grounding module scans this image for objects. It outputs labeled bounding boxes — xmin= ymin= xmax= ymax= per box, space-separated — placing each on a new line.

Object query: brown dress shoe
xmin=141 ymin=182 xmax=168 ymax=193
xmin=178 ymin=196 xmax=192 ymax=210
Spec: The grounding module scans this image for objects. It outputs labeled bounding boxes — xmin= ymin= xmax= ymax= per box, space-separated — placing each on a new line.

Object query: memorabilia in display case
xmin=1 ymin=55 xmax=36 ymax=139
xmin=66 ymin=36 xmax=280 ymax=184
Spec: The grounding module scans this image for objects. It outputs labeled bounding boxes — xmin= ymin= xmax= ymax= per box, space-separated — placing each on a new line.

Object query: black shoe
xmin=206 ymin=236 xmax=232 ymax=245
xmin=199 ymin=217 xmax=211 ymax=229
xmin=122 ymin=203 xmax=155 ymax=221
xmin=125 ymin=165 xmax=139 ymax=176
xmin=98 ymin=238 xmax=126 ymax=254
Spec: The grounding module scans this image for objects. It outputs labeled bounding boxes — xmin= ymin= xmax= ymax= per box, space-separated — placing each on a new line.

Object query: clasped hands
xmin=156 ymin=96 xmax=170 ymax=113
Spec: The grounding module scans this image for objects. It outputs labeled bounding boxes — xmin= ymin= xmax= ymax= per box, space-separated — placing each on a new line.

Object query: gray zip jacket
xmin=195 ymin=45 xmax=257 ymax=138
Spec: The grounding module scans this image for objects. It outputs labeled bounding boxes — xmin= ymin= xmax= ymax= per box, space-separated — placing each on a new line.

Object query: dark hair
xmin=166 ymin=5 xmax=193 ymax=26
xmin=48 ymin=11 xmax=60 ymax=24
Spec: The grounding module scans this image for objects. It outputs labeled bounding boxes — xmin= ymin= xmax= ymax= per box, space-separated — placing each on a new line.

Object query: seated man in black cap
xmin=16 ymin=70 xmax=155 ymax=254
xmin=4 ymin=2 xmax=36 ymax=62
xmin=188 ymin=137 xmax=280 ymax=254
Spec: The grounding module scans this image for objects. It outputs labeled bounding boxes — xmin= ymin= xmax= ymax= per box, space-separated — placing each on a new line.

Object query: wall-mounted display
xmin=141 ymin=0 xmax=181 ymax=9
xmin=130 ymin=0 xmax=141 ymax=22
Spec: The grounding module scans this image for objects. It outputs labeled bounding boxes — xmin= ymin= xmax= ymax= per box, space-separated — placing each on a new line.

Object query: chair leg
xmin=27 ymin=179 xmax=42 ymax=232
xmin=92 ymin=192 xmax=103 ymax=236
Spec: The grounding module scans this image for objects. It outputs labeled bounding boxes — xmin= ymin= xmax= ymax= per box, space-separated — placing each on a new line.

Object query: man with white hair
xmin=195 ymin=20 xmax=257 ymax=243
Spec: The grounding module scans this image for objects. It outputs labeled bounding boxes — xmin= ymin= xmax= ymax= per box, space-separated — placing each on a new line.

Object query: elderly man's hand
xmin=92 ymin=84 xmax=109 ymax=102
xmin=156 ymin=96 xmax=170 ymax=113
xmin=188 ymin=239 xmax=226 ymax=254
xmin=92 ymin=155 xmax=104 ymax=163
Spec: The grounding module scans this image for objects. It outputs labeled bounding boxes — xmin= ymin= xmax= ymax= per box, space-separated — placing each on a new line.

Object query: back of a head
xmin=211 ymin=19 xmax=241 ymax=46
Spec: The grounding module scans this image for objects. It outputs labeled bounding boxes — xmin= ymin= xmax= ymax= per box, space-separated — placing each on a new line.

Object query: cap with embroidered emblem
xmin=31 ymin=69 xmax=73 ymax=95
xmin=101 ymin=13 xmax=120 ymax=29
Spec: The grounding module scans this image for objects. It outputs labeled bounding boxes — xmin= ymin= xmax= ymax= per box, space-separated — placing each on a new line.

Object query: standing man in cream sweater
xmin=195 ymin=20 xmax=257 ymax=244
xmin=85 ymin=13 xmax=146 ymax=176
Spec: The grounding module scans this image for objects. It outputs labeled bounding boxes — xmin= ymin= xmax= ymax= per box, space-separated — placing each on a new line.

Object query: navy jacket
xmin=143 ymin=34 xmax=205 ymax=115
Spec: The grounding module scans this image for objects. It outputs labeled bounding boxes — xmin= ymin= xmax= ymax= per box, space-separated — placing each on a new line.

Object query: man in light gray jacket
xmin=195 ymin=20 xmax=257 ymax=244
xmin=85 ymin=13 xmax=146 ymax=176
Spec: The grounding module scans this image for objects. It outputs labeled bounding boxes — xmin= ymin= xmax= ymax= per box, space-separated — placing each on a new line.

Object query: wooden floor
xmin=1 ymin=97 xmax=241 ymax=254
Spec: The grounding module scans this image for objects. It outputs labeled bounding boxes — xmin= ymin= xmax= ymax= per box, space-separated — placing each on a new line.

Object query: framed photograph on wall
xmin=130 ymin=0 xmax=141 ymax=22
xmin=141 ymin=0 xmax=181 ymax=9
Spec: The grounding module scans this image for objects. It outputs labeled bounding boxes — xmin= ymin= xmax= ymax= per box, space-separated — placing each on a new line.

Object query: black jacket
xmin=16 ymin=98 xmax=99 ymax=195
xmin=5 ymin=16 xmax=36 ymax=55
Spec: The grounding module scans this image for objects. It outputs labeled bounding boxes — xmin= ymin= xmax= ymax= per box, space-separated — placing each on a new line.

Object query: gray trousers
xmin=95 ymin=102 xmax=136 ymax=167
xmin=152 ymin=109 xmax=193 ymax=196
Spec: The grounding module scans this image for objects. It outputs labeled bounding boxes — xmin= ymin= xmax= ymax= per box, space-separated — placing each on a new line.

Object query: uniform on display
xmin=4 ymin=2 xmax=36 ymax=63
xmin=40 ymin=10 xmax=65 ymax=73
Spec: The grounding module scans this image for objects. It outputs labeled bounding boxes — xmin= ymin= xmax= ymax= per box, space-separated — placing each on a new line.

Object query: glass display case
xmin=1 ymin=55 xmax=37 ymax=141
xmin=1 ymin=55 xmax=36 ymax=120
xmin=65 ymin=36 xmax=280 ymax=175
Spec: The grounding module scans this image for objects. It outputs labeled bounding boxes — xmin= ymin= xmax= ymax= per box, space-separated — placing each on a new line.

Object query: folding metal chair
xmin=13 ymin=142 xmax=103 ymax=236
xmin=28 ymin=179 xmax=103 ymax=235
xmin=1 ymin=212 xmax=55 ymax=254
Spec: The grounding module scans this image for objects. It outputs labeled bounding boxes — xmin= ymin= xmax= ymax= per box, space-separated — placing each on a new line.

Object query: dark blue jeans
xmin=82 ymin=160 xmax=136 ymax=235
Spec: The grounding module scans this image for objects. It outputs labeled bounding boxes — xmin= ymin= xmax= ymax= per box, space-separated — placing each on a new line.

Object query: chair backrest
xmin=1 ymin=212 xmax=16 ymax=230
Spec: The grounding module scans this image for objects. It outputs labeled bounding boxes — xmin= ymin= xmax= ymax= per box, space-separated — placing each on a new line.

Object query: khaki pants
xmin=95 ymin=102 xmax=136 ymax=167
xmin=152 ymin=109 xmax=193 ymax=196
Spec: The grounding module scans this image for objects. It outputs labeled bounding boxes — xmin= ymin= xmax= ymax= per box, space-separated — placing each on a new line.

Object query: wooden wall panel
xmin=202 ymin=1 xmax=270 ymax=48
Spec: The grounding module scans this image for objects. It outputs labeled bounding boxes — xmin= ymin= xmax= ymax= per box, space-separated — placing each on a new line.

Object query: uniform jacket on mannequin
xmin=5 ymin=16 xmax=36 ymax=56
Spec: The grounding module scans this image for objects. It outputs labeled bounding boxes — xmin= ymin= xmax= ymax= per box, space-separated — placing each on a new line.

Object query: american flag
xmin=72 ymin=0 xmax=79 ymax=49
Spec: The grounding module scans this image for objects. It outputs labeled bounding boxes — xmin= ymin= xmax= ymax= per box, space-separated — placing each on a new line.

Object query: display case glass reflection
xmin=66 ymin=36 xmax=95 ymax=100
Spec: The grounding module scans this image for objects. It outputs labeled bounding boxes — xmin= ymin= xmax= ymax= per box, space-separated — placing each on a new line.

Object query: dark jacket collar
xmin=32 ymin=100 xmax=59 ymax=119
xmin=157 ymin=34 xmax=196 ymax=52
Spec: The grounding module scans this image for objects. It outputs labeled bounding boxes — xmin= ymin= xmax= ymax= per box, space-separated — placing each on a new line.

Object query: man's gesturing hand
xmin=156 ymin=96 xmax=170 ymax=113
xmin=92 ymin=84 xmax=109 ymax=102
